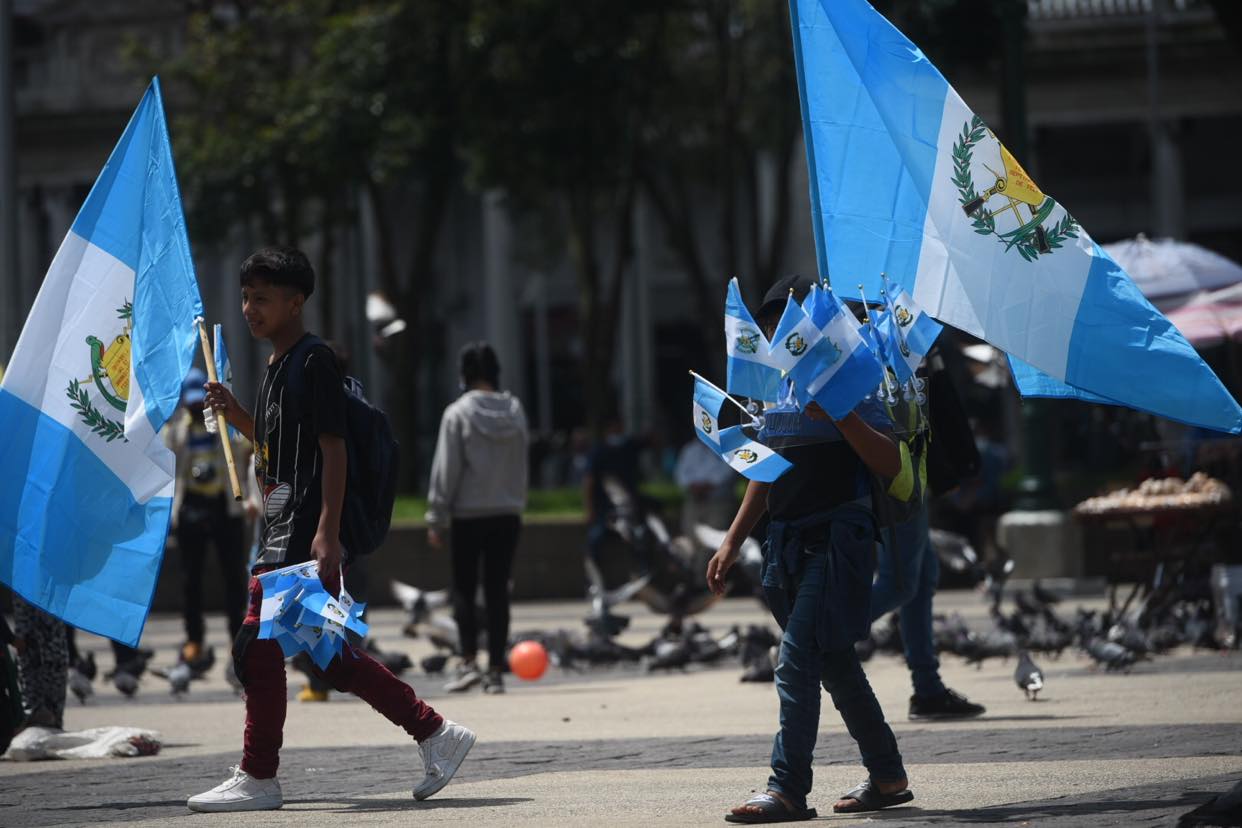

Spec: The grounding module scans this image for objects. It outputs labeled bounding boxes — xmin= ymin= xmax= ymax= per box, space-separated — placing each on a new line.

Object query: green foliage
xmin=66 ymin=380 xmax=127 ymax=443
xmin=1013 ymin=212 xmax=1079 ymax=262
xmin=952 ymin=114 xmax=995 ymax=236
xmin=871 ymin=0 xmax=1005 ymax=73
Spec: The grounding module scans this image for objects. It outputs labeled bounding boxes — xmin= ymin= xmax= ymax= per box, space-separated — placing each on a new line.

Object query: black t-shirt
xmin=766 ymin=440 xmax=865 ymax=522
xmin=252 ymin=335 xmax=348 ymax=570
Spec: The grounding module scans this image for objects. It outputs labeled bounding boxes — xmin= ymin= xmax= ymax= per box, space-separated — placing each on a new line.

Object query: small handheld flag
xmin=195 ymin=318 xmax=243 ymax=501
xmin=796 ymin=286 xmax=883 ymax=419
xmin=714 ymin=427 xmax=793 ymax=483
xmin=880 ymin=277 xmax=942 ymax=383
xmin=725 ymin=278 xmax=782 ymax=403
xmin=210 ymin=323 xmax=241 ymax=441
xmin=257 ymin=561 xmax=369 ymax=670
xmin=688 ymin=373 xmax=790 ymax=483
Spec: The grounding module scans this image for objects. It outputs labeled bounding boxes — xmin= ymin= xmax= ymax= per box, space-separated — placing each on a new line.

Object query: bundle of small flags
xmin=257 ymin=562 xmax=369 ymax=670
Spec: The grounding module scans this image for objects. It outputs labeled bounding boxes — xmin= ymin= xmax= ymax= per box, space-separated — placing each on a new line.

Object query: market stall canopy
xmin=1167 ymin=283 xmax=1242 ymax=348
xmin=1102 ymin=235 xmax=1242 ymax=310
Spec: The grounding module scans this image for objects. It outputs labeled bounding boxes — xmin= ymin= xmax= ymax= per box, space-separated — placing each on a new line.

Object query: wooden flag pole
xmin=195 ymin=317 xmax=243 ymax=501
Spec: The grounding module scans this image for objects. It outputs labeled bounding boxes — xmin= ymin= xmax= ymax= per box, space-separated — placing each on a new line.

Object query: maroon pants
xmin=236 ymin=575 xmax=443 ymax=779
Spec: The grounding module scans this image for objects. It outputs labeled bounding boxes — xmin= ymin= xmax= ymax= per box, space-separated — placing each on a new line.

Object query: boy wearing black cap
xmin=707 ymin=275 xmax=912 ymax=822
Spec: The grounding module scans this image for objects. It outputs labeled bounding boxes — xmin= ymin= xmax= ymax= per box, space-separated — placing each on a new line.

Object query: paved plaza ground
xmin=2 ymin=590 xmax=1239 ymax=826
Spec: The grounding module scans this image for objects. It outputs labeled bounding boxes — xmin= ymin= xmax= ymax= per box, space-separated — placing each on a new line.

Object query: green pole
xmin=1001 ymin=0 xmax=1056 ymax=511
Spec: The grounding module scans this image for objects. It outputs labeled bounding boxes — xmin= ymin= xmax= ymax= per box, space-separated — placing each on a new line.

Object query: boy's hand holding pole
xmin=195 ymin=318 xmax=244 ymax=501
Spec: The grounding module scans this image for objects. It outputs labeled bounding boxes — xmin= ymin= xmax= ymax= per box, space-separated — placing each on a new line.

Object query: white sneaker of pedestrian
xmin=444 ymin=663 xmax=483 ymax=693
xmin=187 ymin=765 xmax=283 ymax=813
xmin=413 ymin=720 xmax=476 ymax=801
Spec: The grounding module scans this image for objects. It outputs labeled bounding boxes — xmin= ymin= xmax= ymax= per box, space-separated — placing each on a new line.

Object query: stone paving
xmin=2 ymin=591 xmax=1239 ymax=826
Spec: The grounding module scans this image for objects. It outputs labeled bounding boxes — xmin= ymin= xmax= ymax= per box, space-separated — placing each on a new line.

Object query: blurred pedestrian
xmin=165 ymin=368 xmax=249 ymax=668
xmin=674 ymin=437 xmax=737 ymax=536
xmin=870 ymin=366 xmax=986 ymax=720
xmin=427 ymin=341 xmax=529 ymax=695
xmin=583 ymin=413 xmax=647 ymax=570
xmin=11 ymin=597 xmax=67 ymax=730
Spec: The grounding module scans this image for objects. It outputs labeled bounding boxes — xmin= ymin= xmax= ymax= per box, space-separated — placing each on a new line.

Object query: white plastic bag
xmin=4 ymin=725 xmax=162 ymax=760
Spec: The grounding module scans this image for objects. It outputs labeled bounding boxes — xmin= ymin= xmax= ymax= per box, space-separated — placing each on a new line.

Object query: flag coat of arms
xmin=0 ymin=79 xmax=203 ymax=645
xmin=789 ymin=0 xmax=1242 ymax=432
xmin=689 ymin=375 xmax=792 ymax=483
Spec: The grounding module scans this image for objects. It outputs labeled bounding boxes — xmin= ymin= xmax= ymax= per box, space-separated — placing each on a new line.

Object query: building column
xmin=620 ymin=196 xmax=655 ymax=434
xmin=481 ymin=190 xmax=525 ymax=398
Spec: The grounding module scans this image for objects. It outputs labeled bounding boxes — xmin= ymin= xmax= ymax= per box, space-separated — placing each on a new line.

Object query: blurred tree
xmin=460 ymin=1 xmax=669 ymax=432
xmin=638 ymin=0 xmax=801 ymax=372
xmin=133 ymin=0 xmax=479 ymax=488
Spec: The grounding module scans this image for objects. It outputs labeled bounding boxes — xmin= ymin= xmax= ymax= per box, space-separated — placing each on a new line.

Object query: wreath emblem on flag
xmin=66 ymin=300 xmax=132 ymax=443
xmin=735 ymin=328 xmax=761 ymax=355
xmin=952 ymin=115 xmax=1079 ymax=262
xmin=734 ymin=448 xmax=759 ymax=465
xmin=700 ymin=411 xmax=714 ymax=434
xmin=785 ymin=332 xmax=808 ymax=357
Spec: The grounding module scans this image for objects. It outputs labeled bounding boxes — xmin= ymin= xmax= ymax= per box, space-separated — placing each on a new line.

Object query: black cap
xmin=758 ymin=274 xmax=818 ymax=323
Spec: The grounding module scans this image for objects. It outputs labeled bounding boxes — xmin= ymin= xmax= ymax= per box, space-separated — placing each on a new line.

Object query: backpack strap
xmin=280 ymin=334 xmax=329 ymax=425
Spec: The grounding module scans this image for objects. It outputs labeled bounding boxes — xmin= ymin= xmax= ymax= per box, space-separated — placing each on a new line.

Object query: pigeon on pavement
xmin=1014 ymin=650 xmax=1044 ymax=700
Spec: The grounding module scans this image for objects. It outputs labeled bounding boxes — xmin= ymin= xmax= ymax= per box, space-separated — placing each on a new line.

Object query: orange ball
xmin=508 ymin=640 xmax=549 ymax=681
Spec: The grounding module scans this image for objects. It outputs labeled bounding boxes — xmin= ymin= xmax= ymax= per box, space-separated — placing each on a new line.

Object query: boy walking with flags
xmin=706 ymin=275 xmax=913 ymax=821
xmin=191 ymin=247 xmax=473 ymax=812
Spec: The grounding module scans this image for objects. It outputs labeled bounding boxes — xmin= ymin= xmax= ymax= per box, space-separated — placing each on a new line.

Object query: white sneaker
xmin=444 ymin=664 xmax=483 ymax=693
xmin=413 ymin=720 xmax=476 ymax=800
xmin=187 ymin=765 xmax=283 ymax=812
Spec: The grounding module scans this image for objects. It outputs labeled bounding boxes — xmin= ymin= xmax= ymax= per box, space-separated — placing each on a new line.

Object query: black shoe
xmin=909 ymin=688 xmax=986 ymax=720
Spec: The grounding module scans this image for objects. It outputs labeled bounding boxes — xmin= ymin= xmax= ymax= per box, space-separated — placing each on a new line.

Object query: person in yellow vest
xmin=870 ymin=379 xmax=985 ymax=720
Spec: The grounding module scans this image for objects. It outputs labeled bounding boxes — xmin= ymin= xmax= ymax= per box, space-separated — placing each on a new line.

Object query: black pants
xmin=176 ymin=495 xmax=247 ymax=646
xmin=450 ymin=515 xmax=521 ymax=669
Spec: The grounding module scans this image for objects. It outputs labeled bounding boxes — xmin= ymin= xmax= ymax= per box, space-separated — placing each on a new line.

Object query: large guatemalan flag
xmin=788 ymin=0 xmax=1242 ymax=432
xmin=0 ymin=79 xmax=203 ymax=646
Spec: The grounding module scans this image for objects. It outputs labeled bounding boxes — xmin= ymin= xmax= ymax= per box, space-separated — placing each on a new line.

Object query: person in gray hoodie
xmin=426 ymin=342 xmax=529 ymax=694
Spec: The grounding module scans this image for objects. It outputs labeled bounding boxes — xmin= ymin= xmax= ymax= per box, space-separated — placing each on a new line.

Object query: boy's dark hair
xmin=240 ymin=246 xmax=315 ymax=298
xmin=459 ymin=341 xmax=500 ymax=387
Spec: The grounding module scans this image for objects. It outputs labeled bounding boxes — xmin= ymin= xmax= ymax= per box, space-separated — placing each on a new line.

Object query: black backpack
xmin=925 ymin=367 xmax=981 ymax=497
xmin=285 ymin=335 xmax=399 ymax=559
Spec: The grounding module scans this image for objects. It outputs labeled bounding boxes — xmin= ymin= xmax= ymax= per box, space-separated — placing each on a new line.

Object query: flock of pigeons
xmin=65 ymin=647 xmax=207 ymax=704
xmin=395 ymin=570 xmax=1231 ymax=704
xmin=857 ymin=570 xmax=1228 ymax=701
xmin=61 ymin=566 xmax=1228 ymax=705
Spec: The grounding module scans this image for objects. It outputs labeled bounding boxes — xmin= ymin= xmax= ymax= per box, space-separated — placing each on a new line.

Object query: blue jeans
xmin=763 ymin=513 xmax=906 ymax=810
xmin=872 ymin=502 xmax=946 ymax=699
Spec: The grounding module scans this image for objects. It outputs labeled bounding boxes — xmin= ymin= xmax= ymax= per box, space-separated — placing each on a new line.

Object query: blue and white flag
xmin=881 ymin=286 xmax=942 ymax=381
xmin=715 ymin=426 xmax=792 ymax=483
xmin=0 ymin=79 xmax=203 ymax=646
xmin=212 ymin=323 xmax=240 ymax=440
xmin=725 ymin=278 xmax=782 ymax=402
xmin=796 ymin=286 xmax=883 ymax=419
xmin=789 ymin=0 xmax=1242 ymax=432
xmin=1007 ymin=355 xmax=1116 ymax=405
xmin=768 ymin=292 xmax=825 ymax=375
xmin=257 ymin=561 xmax=369 ymax=670
xmin=692 ymin=376 xmax=727 ymax=448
